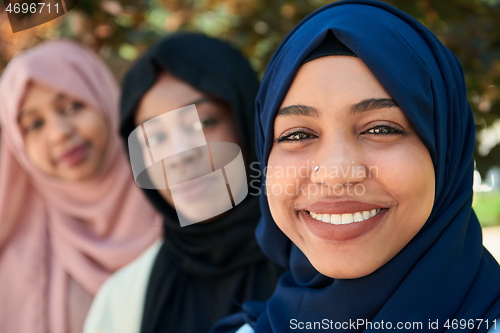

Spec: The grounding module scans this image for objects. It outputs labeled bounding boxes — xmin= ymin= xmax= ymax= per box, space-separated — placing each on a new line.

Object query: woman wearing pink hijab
xmin=0 ymin=40 xmax=162 ymax=333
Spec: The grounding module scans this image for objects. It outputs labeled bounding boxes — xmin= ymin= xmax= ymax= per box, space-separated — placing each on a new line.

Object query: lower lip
xmin=170 ymin=176 xmax=217 ymax=201
xmin=300 ymin=209 xmax=387 ymax=242
xmin=58 ymin=144 xmax=89 ymax=167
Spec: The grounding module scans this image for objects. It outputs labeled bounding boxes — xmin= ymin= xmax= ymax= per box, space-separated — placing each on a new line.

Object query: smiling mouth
xmin=300 ymin=207 xmax=388 ymax=242
xmin=307 ymin=209 xmax=383 ymax=225
xmin=57 ymin=143 xmax=90 ymax=167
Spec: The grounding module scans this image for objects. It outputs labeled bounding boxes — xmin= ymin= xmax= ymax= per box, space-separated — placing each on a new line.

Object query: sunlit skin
xmin=19 ymin=82 xmax=109 ymax=182
xmin=134 ymin=72 xmax=243 ymax=222
xmin=266 ymin=56 xmax=435 ymax=278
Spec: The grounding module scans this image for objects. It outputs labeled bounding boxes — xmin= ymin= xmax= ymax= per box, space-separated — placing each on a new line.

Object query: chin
xmin=302 ymin=244 xmax=385 ymax=279
xmin=312 ymin=261 xmax=379 ymax=279
xmin=58 ymin=159 xmax=101 ymax=181
xmin=177 ymin=201 xmax=229 ymax=223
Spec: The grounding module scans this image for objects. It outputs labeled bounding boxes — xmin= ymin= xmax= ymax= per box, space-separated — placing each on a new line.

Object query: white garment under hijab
xmin=83 ymin=240 xmax=162 ymax=333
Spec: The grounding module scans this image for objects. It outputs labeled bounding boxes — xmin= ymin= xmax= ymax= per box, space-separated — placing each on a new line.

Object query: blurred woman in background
xmin=0 ymin=40 xmax=161 ymax=333
xmin=84 ymin=33 xmax=283 ymax=333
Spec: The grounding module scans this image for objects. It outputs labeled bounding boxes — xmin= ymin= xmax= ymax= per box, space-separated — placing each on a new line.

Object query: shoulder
xmin=488 ymin=320 xmax=500 ymax=333
xmin=99 ymin=239 xmax=162 ymax=293
xmin=235 ymin=324 xmax=254 ymax=333
xmin=83 ymin=239 xmax=163 ymax=333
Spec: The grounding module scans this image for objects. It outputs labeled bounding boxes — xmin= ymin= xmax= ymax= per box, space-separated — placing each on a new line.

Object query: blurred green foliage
xmin=473 ymin=191 xmax=500 ymax=227
xmin=1 ymin=0 xmax=500 ymax=174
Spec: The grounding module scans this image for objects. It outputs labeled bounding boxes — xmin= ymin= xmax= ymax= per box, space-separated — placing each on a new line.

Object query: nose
xmin=309 ymin=132 xmax=367 ymax=189
xmin=163 ymin=126 xmax=207 ymax=171
xmin=163 ymin=146 xmax=208 ymax=187
xmin=48 ymin=114 xmax=73 ymax=143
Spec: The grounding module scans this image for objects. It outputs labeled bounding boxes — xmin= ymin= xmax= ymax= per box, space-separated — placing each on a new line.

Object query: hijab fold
xmin=0 ymin=40 xmax=161 ymax=333
xmin=212 ymin=1 xmax=500 ymax=332
xmin=119 ymin=33 xmax=283 ymax=333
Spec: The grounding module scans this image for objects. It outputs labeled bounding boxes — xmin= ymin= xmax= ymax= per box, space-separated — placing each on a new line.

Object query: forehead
xmin=135 ymin=72 xmax=204 ymax=125
xmin=22 ymin=82 xmax=58 ymax=104
xmin=20 ymin=80 xmax=87 ymax=110
xmin=281 ymin=56 xmax=391 ymax=109
xmin=19 ymin=82 xmax=61 ymax=120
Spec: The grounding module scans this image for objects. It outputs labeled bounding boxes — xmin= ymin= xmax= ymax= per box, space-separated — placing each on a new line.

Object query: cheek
xmin=376 ymin=142 xmax=433 ymax=200
xmin=366 ymin=140 xmax=435 ymax=231
xmin=266 ymin=149 xmax=308 ymax=234
xmin=266 ymin=149 xmax=302 ymax=198
xmin=78 ymin=113 xmax=109 ymax=152
xmin=25 ymin=136 xmax=52 ymax=171
xmin=157 ymin=187 xmax=175 ymax=207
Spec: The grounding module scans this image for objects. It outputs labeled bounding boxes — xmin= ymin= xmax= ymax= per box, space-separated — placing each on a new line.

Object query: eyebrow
xmin=53 ymin=93 xmax=67 ymax=105
xmin=137 ymin=97 xmax=209 ymax=125
xmin=18 ymin=93 xmax=68 ymax=122
xmin=277 ymin=98 xmax=399 ymax=119
xmin=276 ymin=104 xmax=319 ymax=118
xmin=18 ymin=108 xmax=36 ymax=122
xmin=350 ymin=98 xmax=399 ymax=115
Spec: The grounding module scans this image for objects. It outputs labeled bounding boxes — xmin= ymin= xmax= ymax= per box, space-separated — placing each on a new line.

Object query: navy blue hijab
xmin=212 ymin=1 xmax=500 ymax=332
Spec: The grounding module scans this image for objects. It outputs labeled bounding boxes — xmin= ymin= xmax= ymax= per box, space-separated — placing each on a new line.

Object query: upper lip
xmin=55 ymin=143 xmax=87 ymax=161
xmin=299 ymin=200 xmax=387 ymax=215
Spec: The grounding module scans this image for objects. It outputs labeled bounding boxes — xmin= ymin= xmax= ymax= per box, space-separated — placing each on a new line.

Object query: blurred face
xmin=134 ymin=72 xmax=242 ymax=222
xmin=19 ymin=82 xmax=109 ymax=182
xmin=266 ymin=56 xmax=435 ymax=279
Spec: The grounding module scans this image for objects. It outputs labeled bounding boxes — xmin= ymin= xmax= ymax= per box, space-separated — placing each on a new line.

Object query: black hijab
xmin=119 ymin=33 xmax=283 ymax=333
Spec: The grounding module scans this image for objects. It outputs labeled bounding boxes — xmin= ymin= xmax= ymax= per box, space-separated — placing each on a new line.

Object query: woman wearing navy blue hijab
xmin=212 ymin=1 xmax=500 ymax=332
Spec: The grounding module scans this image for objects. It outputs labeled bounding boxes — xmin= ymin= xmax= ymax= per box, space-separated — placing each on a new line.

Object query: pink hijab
xmin=0 ymin=40 xmax=162 ymax=333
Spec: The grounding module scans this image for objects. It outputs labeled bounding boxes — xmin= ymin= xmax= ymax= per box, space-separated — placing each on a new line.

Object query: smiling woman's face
xmin=134 ymin=72 xmax=243 ymax=222
xmin=19 ymin=82 xmax=109 ymax=182
xmin=266 ymin=56 xmax=435 ymax=279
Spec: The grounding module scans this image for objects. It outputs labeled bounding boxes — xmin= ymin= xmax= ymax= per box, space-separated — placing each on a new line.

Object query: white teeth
xmin=342 ymin=214 xmax=354 ymax=224
xmin=308 ymin=208 xmax=382 ymax=225
xmin=353 ymin=212 xmax=363 ymax=222
xmin=330 ymin=214 xmax=342 ymax=224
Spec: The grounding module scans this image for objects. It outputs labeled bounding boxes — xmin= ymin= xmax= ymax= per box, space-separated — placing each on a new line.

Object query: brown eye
xmin=24 ymin=119 xmax=45 ymax=133
xmin=200 ymin=118 xmax=219 ymax=129
xmin=277 ymin=131 xmax=317 ymax=143
xmin=147 ymin=132 xmax=168 ymax=147
xmin=362 ymin=125 xmax=406 ymax=136
xmin=63 ymin=102 xmax=84 ymax=115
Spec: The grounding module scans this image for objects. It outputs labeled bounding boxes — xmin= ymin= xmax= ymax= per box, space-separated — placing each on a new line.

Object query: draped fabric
xmin=0 ymin=40 xmax=161 ymax=333
xmin=119 ymin=33 xmax=283 ymax=333
xmin=212 ymin=1 xmax=500 ymax=332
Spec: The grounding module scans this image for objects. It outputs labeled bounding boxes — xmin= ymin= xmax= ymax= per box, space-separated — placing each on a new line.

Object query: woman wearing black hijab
xmin=83 ymin=33 xmax=283 ymax=333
